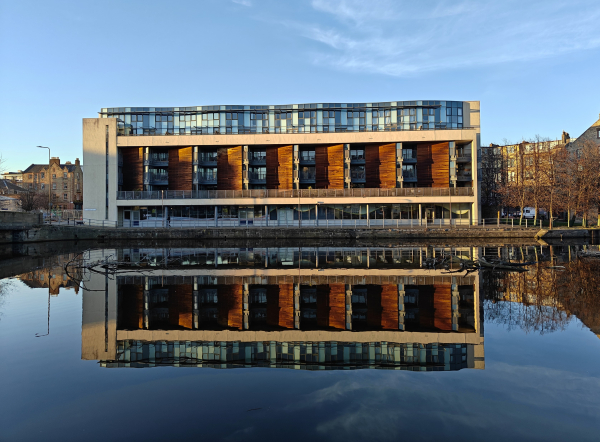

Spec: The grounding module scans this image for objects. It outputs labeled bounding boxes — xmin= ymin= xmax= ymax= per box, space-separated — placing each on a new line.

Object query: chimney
xmin=75 ymin=158 xmax=80 ymax=166
xmin=50 ymin=157 xmax=60 ymax=167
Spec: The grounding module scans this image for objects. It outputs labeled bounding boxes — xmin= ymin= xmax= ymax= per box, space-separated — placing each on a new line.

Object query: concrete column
xmin=366 ymin=204 xmax=369 ymax=228
xmin=452 ymin=278 xmax=459 ymax=332
xmin=398 ymin=283 xmax=405 ymax=331
xmin=242 ymin=145 xmax=249 ymax=190
xmin=265 ymin=205 xmax=268 ymax=227
xmin=214 ymin=206 xmax=218 ymax=227
xmin=243 ymin=283 xmax=249 ymax=330
xmin=418 ymin=203 xmax=422 ymax=226
xmin=315 ymin=204 xmax=318 ymax=227
xmin=345 ymin=284 xmax=352 ymax=330
xmin=294 ymin=283 xmax=300 ymax=330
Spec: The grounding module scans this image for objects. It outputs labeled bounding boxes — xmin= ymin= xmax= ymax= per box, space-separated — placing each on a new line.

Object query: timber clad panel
xmin=167 ymin=284 xmax=193 ymax=329
xmin=381 ymin=285 xmax=399 ymax=329
xmin=117 ymin=284 xmax=144 ymax=330
xmin=217 ymin=146 xmax=242 ymax=190
xmin=266 ymin=145 xmax=293 ymax=189
xmin=317 ymin=284 xmax=345 ymax=330
xmin=121 ymin=147 xmax=143 ymax=191
xmin=168 ymin=147 xmax=193 ymax=190
xmin=266 ymin=284 xmax=294 ymax=329
xmin=431 ymin=142 xmax=450 ymax=187
xmin=217 ymin=284 xmax=243 ymax=329
xmin=365 ymin=143 xmax=396 ymax=188
xmin=417 ymin=142 xmax=449 ymax=187
xmin=433 ymin=285 xmax=452 ymax=331
xmin=316 ymin=145 xmax=345 ymax=189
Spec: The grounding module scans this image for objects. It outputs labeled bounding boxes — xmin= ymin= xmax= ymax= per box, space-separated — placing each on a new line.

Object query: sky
xmin=1 ymin=0 xmax=599 ymax=172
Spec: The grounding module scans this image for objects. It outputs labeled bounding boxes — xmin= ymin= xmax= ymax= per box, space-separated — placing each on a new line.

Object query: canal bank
xmin=0 ymin=224 xmax=575 ymax=244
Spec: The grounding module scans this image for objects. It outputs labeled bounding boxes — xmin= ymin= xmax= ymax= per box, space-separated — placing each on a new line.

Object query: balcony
xmin=457 ymin=171 xmax=472 ymax=181
xmin=402 ymin=170 xmax=417 ymax=181
xmin=248 ymin=171 xmax=266 ymax=183
xmin=299 ymin=171 xmax=316 ymax=182
xmin=147 ymin=172 xmax=168 ymax=185
xmin=457 ymin=152 xmax=472 ymax=162
xmin=402 ymin=153 xmax=417 ymax=163
xmin=195 ymin=153 xmax=217 ymax=166
xmin=299 ymin=153 xmax=315 ymax=165
xmin=350 ymin=154 xmax=365 ymax=164
xmin=144 ymin=154 xmax=169 ymax=167
xmin=248 ymin=153 xmax=267 ymax=165
xmin=350 ymin=170 xmax=365 ymax=181
xmin=195 ymin=172 xmax=217 ymax=184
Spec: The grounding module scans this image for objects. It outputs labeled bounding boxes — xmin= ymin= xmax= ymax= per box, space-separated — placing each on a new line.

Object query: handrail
xmin=116 ymin=187 xmax=474 ymax=200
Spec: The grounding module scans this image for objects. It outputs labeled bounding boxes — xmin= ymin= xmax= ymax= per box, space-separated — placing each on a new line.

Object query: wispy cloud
xmin=232 ymin=0 xmax=252 ymax=7
xmin=274 ymin=0 xmax=600 ymax=76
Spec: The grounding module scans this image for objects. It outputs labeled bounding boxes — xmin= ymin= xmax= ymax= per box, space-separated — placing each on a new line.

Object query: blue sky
xmin=1 ymin=0 xmax=599 ymax=172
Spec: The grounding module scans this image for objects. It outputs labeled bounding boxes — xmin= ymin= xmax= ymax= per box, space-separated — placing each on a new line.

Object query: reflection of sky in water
xmin=1 ymin=280 xmax=600 ymax=441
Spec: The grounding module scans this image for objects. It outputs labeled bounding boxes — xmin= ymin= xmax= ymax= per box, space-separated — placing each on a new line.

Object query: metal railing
xmin=350 ymin=170 xmax=365 ymax=180
xmin=195 ymin=172 xmax=217 ymax=182
xmin=61 ymin=217 xmax=539 ymax=229
xmin=248 ymin=171 xmax=267 ymax=180
xmin=148 ymin=172 xmax=168 ymax=183
xmin=116 ymin=187 xmax=475 ymax=200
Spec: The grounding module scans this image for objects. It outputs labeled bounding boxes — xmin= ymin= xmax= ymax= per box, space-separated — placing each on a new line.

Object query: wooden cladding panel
xmin=365 ymin=143 xmax=397 ymax=188
xmin=217 ymin=146 xmax=242 ymax=190
xmin=366 ymin=285 xmax=398 ymax=330
xmin=121 ymin=147 xmax=143 ymax=191
xmin=168 ymin=147 xmax=193 ymax=190
xmin=266 ymin=284 xmax=294 ymax=329
xmin=168 ymin=284 xmax=193 ymax=329
xmin=433 ymin=285 xmax=453 ymax=331
xmin=417 ymin=285 xmax=452 ymax=331
xmin=316 ymin=144 xmax=344 ymax=189
xmin=417 ymin=142 xmax=449 ymax=188
xmin=117 ymin=284 xmax=144 ymax=330
xmin=266 ymin=145 xmax=293 ymax=190
xmin=217 ymin=284 xmax=243 ymax=330
xmin=317 ymin=284 xmax=346 ymax=330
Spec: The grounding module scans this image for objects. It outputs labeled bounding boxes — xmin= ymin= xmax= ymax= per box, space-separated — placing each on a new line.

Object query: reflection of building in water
xmin=18 ymin=253 xmax=82 ymax=295
xmin=82 ymin=246 xmax=484 ymax=371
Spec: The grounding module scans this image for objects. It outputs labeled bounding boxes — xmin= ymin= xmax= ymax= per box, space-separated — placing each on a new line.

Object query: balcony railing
xmin=402 ymin=171 xmax=417 ymax=180
xmin=147 ymin=173 xmax=168 ymax=184
xmin=350 ymin=170 xmax=365 ymax=180
xmin=116 ymin=187 xmax=474 ymax=200
xmin=195 ymin=173 xmax=217 ymax=183
xmin=248 ymin=153 xmax=267 ymax=164
xmin=248 ymin=171 xmax=266 ymax=181
xmin=299 ymin=172 xmax=316 ymax=180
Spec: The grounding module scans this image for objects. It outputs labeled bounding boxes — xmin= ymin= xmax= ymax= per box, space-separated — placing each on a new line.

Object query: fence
xmin=116 ymin=187 xmax=475 ymax=200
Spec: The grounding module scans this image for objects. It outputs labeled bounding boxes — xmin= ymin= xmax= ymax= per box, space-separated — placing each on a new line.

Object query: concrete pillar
xmin=452 ymin=278 xmax=459 ymax=332
xmin=214 ymin=206 xmax=218 ymax=227
xmin=398 ymin=283 xmax=405 ymax=331
xmin=294 ymin=283 xmax=300 ymax=330
xmin=265 ymin=205 xmax=268 ymax=227
xmin=243 ymin=283 xmax=249 ymax=330
xmin=366 ymin=204 xmax=369 ymax=228
xmin=345 ymin=284 xmax=352 ymax=330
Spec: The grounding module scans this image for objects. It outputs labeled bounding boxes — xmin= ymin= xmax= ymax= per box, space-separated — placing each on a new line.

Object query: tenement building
xmin=83 ymin=100 xmax=480 ymax=227
xmin=20 ymin=157 xmax=84 ymax=210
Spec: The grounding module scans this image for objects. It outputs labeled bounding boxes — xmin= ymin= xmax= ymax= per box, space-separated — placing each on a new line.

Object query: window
xmin=41 ymin=173 xmax=45 ymax=179
xmin=63 ymin=194 xmax=68 ymax=200
xmin=76 ymin=183 xmax=80 ymax=190
xmin=28 ymin=174 xmax=32 ymax=179
xmin=41 ymin=184 xmax=45 ymax=190
xmin=63 ymin=172 xmax=67 ymax=178
xmin=52 ymin=174 xmax=56 ymax=179
xmin=597 ymin=129 xmax=600 ymax=139
xmin=76 ymin=173 xmax=79 ymax=179
xmin=63 ymin=184 xmax=68 ymax=189
xmin=52 ymin=183 xmax=56 ymax=190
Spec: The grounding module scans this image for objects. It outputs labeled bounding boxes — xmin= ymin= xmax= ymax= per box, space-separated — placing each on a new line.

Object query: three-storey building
xmin=83 ymin=100 xmax=480 ymax=227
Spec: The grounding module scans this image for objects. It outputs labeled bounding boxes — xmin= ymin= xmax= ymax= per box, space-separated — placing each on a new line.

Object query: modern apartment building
xmin=83 ymin=100 xmax=480 ymax=227
xmin=20 ymin=157 xmax=84 ymax=210
xmin=81 ymin=245 xmax=484 ymax=370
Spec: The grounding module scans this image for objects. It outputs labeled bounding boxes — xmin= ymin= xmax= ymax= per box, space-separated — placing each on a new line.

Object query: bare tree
xmin=18 ymin=190 xmax=47 ymax=212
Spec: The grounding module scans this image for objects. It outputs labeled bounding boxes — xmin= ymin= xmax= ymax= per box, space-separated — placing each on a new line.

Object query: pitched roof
xmin=0 ymin=179 xmax=25 ymax=193
xmin=22 ymin=163 xmax=79 ymax=173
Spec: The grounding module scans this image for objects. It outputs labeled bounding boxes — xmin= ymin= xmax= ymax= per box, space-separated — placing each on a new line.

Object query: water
xmin=1 ymin=241 xmax=600 ymax=441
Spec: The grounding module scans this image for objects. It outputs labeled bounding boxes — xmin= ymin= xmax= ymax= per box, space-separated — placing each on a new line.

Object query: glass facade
xmin=100 ymin=101 xmax=466 ymax=136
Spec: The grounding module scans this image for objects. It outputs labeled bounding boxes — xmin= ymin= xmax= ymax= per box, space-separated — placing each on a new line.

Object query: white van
xmin=522 ymin=207 xmax=546 ymax=219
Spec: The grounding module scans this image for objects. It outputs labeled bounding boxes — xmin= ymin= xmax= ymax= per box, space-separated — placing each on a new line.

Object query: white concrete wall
xmin=83 ymin=118 xmax=118 ymax=222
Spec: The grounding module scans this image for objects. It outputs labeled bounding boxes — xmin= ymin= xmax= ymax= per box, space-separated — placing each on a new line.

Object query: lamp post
xmin=36 ymin=146 xmax=51 ymax=222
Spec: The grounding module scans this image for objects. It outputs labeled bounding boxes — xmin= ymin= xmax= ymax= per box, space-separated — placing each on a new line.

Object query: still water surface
xmin=1 ymin=243 xmax=600 ymax=441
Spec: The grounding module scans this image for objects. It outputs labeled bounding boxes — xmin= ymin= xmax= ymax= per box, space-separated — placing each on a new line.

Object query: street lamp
xmin=36 ymin=146 xmax=51 ymax=222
